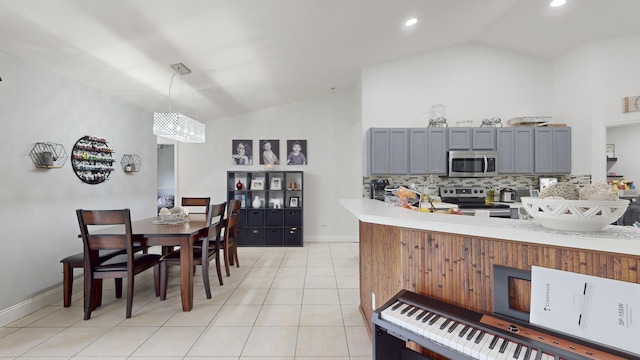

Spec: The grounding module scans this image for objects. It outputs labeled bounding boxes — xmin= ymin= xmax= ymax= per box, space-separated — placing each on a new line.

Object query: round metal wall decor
xmin=71 ymin=135 xmax=115 ymax=184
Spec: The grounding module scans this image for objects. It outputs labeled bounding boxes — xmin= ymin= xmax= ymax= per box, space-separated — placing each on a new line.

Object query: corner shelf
xmin=30 ymin=142 xmax=68 ymax=168
xmin=121 ymin=154 xmax=142 ymax=172
xmin=71 ymin=135 xmax=115 ymax=185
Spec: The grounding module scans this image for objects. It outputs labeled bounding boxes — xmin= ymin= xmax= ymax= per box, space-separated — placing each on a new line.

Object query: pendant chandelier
xmin=153 ymin=63 xmax=205 ymax=143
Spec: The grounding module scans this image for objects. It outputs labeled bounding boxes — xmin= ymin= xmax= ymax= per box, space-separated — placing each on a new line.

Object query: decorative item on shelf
xmin=455 ymin=120 xmax=473 ymax=127
xmin=480 ymin=117 xmax=503 ymax=127
xmin=289 ymin=196 xmax=299 ymax=208
xmin=252 ymin=196 xmax=262 ymax=209
xmin=606 ymin=144 xmax=615 ymax=158
xmin=288 ymin=181 xmax=297 ymax=190
xmin=153 ymin=63 xmax=205 ymax=143
xmin=270 ymin=198 xmax=282 ymax=209
xmin=250 ymin=178 xmax=264 ymax=190
xmin=71 ymin=135 xmax=114 ymax=185
xmin=427 ymin=104 xmax=448 ymax=128
xmin=120 ymin=154 xmax=141 ymax=173
xmin=30 ymin=142 xmax=68 ymax=168
xmin=270 ymin=177 xmax=282 ymax=190
xmin=236 ymin=180 xmax=243 ymax=190
xmin=234 ymin=194 xmax=246 ymax=207
xmin=507 ymin=116 xmax=551 ymax=127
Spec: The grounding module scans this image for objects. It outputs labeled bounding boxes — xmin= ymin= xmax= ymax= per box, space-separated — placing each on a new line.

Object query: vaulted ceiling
xmin=2 ymin=0 xmax=640 ymax=121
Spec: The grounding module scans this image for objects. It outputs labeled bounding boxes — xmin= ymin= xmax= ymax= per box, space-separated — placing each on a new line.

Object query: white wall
xmin=174 ymin=90 xmax=361 ymax=242
xmin=0 ymin=51 xmax=158 ymax=324
xmin=554 ymin=33 xmax=640 ymax=183
xmin=607 ymin=124 xmax=640 ymax=184
xmin=361 ymin=43 xmax=553 ymax=131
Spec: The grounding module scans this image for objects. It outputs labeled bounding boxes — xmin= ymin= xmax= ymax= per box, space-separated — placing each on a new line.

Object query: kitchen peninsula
xmin=341 ymin=198 xmax=640 ymax=340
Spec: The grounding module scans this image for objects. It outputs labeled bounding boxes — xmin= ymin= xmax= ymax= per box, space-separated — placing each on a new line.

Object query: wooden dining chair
xmin=76 ymin=209 xmax=161 ymax=320
xmin=181 ymin=197 xmax=211 ymax=218
xmin=159 ymin=202 xmax=227 ymax=299
xmin=220 ymin=199 xmax=241 ymax=276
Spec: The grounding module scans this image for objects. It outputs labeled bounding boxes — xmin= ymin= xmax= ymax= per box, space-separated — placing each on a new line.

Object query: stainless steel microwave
xmin=448 ymin=150 xmax=498 ymax=177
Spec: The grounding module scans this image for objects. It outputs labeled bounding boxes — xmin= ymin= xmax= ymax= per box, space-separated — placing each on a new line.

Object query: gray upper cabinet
xmin=534 ymin=127 xmax=571 ymax=174
xmin=473 ymin=128 xmax=497 ymax=150
xmin=368 ymin=128 xmax=408 ymax=175
xmin=409 ymin=128 xmax=448 ymax=175
xmin=448 ymin=128 xmax=472 ymax=150
xmin=368 ymin=128 xmax=390 ymax=175
xmin=497 ymin=128 xmax=534 ymax=174
xmin=448 ymin=128 xmax=496 ymax=150
xmin=389 ymin=128 xmax=409 ymax=174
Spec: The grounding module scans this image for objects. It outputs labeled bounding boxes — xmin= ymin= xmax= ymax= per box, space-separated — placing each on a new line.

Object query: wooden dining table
xmin=91 ymin=214 xmax=208 ymax=311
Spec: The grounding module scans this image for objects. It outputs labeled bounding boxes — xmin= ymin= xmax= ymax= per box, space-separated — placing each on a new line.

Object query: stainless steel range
xmin=440 ymin=186 xmax=511 ymax=218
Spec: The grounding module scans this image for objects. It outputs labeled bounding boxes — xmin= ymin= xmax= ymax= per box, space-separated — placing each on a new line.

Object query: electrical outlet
xmin=372 ymin=292 xmax=376 ymax=310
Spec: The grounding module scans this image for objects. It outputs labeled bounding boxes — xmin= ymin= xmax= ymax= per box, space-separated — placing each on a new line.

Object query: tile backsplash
xmin=363 ymin=174 xmax=592 ymax=199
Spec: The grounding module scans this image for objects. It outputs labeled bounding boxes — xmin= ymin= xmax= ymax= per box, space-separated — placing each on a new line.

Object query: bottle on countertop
xmin=486 ymin=188 xmax=495 ymax=204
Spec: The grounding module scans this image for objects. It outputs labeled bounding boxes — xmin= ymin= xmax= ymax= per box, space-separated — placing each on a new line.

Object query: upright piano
xmin=373 ymin=289 xmax=640 ymax=360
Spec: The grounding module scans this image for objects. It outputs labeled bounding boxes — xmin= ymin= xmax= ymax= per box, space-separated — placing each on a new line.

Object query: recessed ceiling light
xmin=550 ymin=0 xmax=566 ymax=7
xmin=405 ymin=18 xmax=418 ymax=27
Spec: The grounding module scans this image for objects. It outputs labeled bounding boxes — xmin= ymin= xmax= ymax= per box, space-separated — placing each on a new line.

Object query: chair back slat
xmin=80 ymin=209 xmax=128 ymax=226
xmin=181 ymin=197 xmax=211 ymax=218
xmin=86 ymin=235 xmax=127 ymax=250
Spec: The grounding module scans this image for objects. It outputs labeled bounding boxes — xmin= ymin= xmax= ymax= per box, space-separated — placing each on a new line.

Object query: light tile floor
xmin=0 ymin=243 xmax=372 ymax=360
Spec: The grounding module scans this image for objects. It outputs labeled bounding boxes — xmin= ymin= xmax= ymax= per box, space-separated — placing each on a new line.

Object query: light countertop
xmin=340 ymin=198 xmax=640 ymax=256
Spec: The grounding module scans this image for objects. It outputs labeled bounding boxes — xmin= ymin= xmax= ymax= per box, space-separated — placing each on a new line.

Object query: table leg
xmin=179 ymin=235 xmax=194 ymax=311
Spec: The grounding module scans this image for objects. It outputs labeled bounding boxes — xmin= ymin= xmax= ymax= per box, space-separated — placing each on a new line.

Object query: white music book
xmin=530 ymin=266 xmax=640 ymax=355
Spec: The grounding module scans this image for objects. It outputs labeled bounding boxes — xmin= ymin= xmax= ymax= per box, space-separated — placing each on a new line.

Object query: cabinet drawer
xmin=284 ymin=209 xmax=302 ymax=226
xmin=284 ymin=227 xmax=302 ymax=246
xmin=266 ymin=209 xmax=284 ymax=226
xmin=235 ymin=228 xmax=247 ymax=246
xmin=237 ymin=210 xmax=248 ymax=227
xmin=246 ymin=209 xmax=265 ymax=226
xmin=246 ymin=228 xmax=266 ymax=246
xmin=266 ymin=228 xmax=284 ymax=246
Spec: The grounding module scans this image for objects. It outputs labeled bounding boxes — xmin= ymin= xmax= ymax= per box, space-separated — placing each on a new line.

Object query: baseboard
xmin=304 ymin=235 xmax=359 ymax=243
xmin=0 ymin=278 xmax=81 ymax=327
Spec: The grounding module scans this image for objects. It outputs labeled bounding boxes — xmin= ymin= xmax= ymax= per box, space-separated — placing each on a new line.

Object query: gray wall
xmin=0 ymin=50 xmax=158 ymax=323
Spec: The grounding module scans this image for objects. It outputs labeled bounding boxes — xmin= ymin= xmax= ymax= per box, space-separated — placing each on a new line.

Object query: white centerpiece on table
xmin=156 ymin=206 xmax=190 ymax=224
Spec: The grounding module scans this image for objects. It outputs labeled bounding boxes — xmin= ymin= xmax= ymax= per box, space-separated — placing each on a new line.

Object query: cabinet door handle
xmin=483 ymin=155 xmax=488 ymax=176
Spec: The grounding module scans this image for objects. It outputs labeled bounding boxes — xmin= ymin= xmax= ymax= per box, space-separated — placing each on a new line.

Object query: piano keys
xmin=372 ymin=290 xmax=640 ymax=360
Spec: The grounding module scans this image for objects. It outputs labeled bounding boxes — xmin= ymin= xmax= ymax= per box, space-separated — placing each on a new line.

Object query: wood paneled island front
xmin=341 ymin=199 xmax=640 ymax=344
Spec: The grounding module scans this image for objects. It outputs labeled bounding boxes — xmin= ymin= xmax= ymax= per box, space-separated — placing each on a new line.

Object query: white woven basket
xmin=520 ymin=197 xmax=629 ymax=231
xmin=157 ymin=213 xmax=189 ymax=224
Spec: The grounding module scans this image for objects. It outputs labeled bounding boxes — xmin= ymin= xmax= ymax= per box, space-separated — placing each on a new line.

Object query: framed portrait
xmin=259 ymin=139 xmax=280 ymax=165
xmin=286 ymin=139 xmax=307 ymax=165
xmin=232 ymin=139 xmax=253 ymax=165
xmin=250 ymin=179 xmax=264 ymax=190
xmin=270 ymin=177 xmax=282 ymax=190
xmin=289 ymin=196 xmax=299 ymax=208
